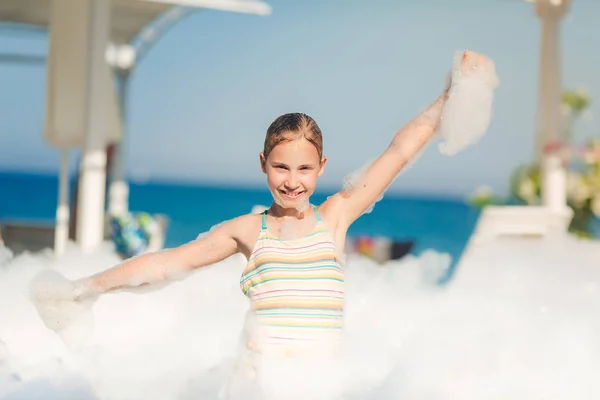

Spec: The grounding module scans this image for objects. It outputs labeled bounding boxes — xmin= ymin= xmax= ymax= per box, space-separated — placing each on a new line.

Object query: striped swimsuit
xmin=239 ymin=206 xmax=345 ymax=356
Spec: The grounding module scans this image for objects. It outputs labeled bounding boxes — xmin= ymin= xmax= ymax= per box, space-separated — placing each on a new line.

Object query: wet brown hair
xmin=263 ymin=113 xmax=323 ymax=159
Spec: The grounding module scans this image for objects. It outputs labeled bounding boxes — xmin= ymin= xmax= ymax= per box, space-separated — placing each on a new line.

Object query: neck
xmin=270 ymin=202 xmax=310 ymax=219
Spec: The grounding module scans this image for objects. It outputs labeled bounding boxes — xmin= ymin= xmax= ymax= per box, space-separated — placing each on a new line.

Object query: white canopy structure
xmin=0 ymin=0 xmax=271 ymax=255
xmin=0 ymin=0 xmax=271 ymax=45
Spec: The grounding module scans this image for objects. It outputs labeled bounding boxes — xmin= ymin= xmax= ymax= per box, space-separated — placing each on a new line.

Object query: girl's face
xmin=260 ymin=137 xmax=326 ymax=210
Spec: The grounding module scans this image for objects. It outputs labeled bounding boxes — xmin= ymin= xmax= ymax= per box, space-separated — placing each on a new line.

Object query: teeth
xmin=282 ymin=191 xmax=302 ymax=198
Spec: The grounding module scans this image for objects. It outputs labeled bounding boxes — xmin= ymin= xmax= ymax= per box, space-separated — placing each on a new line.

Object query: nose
xmin=284 ymin=172 xmax=299 ymax=190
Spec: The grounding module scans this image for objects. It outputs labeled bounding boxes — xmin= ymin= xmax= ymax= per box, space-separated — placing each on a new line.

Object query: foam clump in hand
xmin=438 ymin=50 xmax=499 ymax=156
xmin=29 ymin=269 xmax=96 ymax=351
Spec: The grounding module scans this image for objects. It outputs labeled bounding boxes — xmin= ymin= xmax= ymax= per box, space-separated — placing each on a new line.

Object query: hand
xmin=460 ymin=49 xmax=490 ymax=73
xmin=457 ymin=49 xmax=498 ymax=89
xmin=30 ymin=270 xmax=96 ymax=349
xmin=442 ymin=49 xmax=497 ymax=98
xmin=436 ymin=49 xmax=498 ymax=156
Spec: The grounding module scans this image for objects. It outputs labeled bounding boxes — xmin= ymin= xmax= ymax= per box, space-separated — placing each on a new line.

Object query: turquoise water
xmin=0 ymin=171 xmax=481 ymax=277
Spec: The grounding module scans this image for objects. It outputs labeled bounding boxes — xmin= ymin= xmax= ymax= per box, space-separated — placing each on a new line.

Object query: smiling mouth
xmin=279 ymin=190 xmax=305 ymax=199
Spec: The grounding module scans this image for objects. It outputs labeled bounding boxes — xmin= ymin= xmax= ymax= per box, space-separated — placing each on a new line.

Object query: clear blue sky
xmin=0 ymin=0 xmax=598 ymax=197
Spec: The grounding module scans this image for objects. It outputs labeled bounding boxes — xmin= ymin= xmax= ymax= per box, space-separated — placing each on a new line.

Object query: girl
xmin=32 ymin=50 xmax=497 ymax=399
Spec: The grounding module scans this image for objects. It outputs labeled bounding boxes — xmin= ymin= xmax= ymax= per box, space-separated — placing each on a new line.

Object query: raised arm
xmin=330 ymin=91 xmax=448 ymax=229
xmin=73 ymin=218 xmax=241 ymax=300
xmin=325 ymin=50 xmax=496 ymax=230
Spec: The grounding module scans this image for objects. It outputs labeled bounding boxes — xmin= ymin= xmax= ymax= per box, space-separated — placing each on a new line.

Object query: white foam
xmin=269 ymin=190 xmax=310 ymax=215
xmin=1 ymin=234 xmax=599 ymax=399
xmin=294 ymin=195 xmax=310 ymax=214
xmin=29 ymin=268 xmax=96 ymax=352
xmin=341 ymin=159 xmax=384 ymax=215
xmin=340 ymin=154 xmax=426 ymax=216
xmin=438 ymin=50 xmax=499 ymax=156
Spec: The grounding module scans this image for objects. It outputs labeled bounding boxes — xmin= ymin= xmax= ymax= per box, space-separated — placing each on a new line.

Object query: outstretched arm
xmin=331 ymin=91 xmax=448 ymax=229
xmin=74 ymin=219 xmax=240 ymax=300
xmin=325 ymin=50 xmax=495 ymax=230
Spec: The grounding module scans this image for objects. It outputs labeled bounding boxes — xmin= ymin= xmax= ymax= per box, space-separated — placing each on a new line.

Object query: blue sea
xmin=0 ymin=171 xmax=481 ymax=275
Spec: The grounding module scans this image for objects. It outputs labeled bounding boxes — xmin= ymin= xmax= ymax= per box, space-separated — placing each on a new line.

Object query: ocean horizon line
xmin=0 ymin=169 xmax=471 ymax=205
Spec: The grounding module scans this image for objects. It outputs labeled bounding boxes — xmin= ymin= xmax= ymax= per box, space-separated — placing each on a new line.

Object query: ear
xmin=259 ymin=152 xmax=267 ymax=174
xmin=317 ymin=156 xmax=328 ymax=177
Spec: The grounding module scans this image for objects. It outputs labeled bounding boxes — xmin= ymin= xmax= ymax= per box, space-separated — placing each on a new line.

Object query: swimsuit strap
xmin=312 ymin=205 xmax=323 ymax=222
xmin=261 ymin=210 xmax=268 ymax=230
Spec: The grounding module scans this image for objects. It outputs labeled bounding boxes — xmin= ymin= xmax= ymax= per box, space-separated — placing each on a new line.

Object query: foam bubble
xmin=268 ymin=189 xmax=310 ymax=216
xmin=294 ymin=195 xmax=310 ymax=214
xmin=340 ymin=139 xmax=433 ymax=216
xmin=29 ymin=269 xmax=96 ymax=352
xmin=277 ymin=220 xmax=299 ymax=241
xmin=438 ymin=50 xmax=499 ymax=156
xmin=341 ymin=159 xmax=383 ymax=215
xmin=0 ymin=234 xmax=599 ymax=399
xmin=269 ymin=190 xmax=283 ymax=208
xmin=277 ymin=212 xmax=318 ymax=241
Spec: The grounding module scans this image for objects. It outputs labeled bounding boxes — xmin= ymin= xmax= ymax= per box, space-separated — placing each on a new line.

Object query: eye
xmin=275 ymin=165 xmax=288 ymax=170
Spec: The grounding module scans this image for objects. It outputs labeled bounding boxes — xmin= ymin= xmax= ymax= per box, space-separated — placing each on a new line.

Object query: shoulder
xmin=196 ymin=212 xmax=263 ymax=259
xmin=315 ymin=193 xmax=348 ymax=232
xmin=212 ymin=212 xmax=263 ymax=236
xmin=228 ymin=212 xmax=264 ymax=259
xmin=234 ymin=212 xmax=263 ymax=231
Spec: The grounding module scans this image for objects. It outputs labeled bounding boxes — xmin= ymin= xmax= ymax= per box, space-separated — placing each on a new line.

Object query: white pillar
xmin=76 ymin=0 xmax=112 ymax=252
xmin=541 ymin=153 xmax=568 ymax=212
xmin=534 ymin=0 xmax=570 ymax=211
xmin=105 ymin=46 xmax=136 ymax=218
xmin=54 ymin=149 xmax=71 ymax=256
xmin=108 ymin=71 xmax=132 ymax=217
xmin=108 ymin=150 xmax=129 ymax=217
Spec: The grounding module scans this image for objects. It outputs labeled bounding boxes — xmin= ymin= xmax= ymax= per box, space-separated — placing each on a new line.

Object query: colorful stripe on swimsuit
xmin=239 ymin=206 xmax=345 ymax=351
